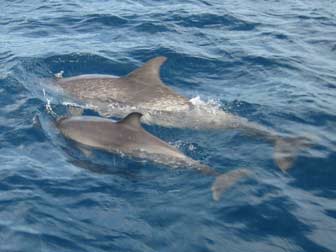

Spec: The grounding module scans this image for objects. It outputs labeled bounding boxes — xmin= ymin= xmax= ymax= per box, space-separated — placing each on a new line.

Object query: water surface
xmin=1 ymin=0 xmax=336 ymax=251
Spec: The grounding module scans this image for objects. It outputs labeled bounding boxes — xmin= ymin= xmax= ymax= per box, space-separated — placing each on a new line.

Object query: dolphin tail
xmin=274 ymin=136 xmax=311 ymax=172
xmin=235 ymin=118 xmax=311 ymax=172
xmin=211 ymin=168 xmax=250 ymax=201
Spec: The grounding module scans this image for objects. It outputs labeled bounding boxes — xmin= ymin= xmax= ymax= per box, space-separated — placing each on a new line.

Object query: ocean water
xmin=1 ymin=0 xmax=336 ymax=251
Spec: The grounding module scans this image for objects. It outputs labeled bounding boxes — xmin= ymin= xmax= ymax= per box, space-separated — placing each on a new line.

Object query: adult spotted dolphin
xmin=56 ymin=112 xmax=249 ymax=201
xmin=55 ymin=57 xmax=308 ymax=171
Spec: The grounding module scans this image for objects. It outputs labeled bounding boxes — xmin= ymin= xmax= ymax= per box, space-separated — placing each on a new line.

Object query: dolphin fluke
xmin=274 ymin=136 xmax=310 ymax=172
xmin=211 ymin=169 xmax=250 ymax=201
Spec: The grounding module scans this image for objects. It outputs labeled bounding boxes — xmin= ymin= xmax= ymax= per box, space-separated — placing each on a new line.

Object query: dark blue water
xmin=1 ymin=0 xmax=336 ymax=251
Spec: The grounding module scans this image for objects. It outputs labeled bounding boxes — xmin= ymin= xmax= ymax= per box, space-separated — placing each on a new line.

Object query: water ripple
xmin=1 ymin=0 xmax=336 ymax=251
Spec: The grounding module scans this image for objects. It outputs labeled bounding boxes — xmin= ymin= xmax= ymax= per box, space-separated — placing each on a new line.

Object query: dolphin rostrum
xmin=55 ymin=57 xmax=309 ymax=171
xmin=56 ymin=112 xmax=249 ymax=201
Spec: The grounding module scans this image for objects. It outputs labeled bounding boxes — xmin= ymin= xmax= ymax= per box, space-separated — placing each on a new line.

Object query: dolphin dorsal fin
xmin=118 ymin=112 xmax=143 ymax=128
xmin=126 ymin=56 xmax=167 ymax=86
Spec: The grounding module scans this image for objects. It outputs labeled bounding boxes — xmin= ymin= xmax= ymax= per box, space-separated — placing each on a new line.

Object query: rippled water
xmin=1 ymin=0 xmax=336 ymax=251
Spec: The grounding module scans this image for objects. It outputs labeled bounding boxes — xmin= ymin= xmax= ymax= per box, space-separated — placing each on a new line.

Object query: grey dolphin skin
xmin=56 ymin=112 xmax=249 ymax=201
xmin=55 ymin=56 xmax=308 ymax=171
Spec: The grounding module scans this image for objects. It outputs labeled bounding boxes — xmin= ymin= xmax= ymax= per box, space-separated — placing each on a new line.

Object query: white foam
xmin=170 ymin=140 xmax=196 ymax=153
xmin=189 ymin=95 xmax=220 ymax=107
xmin=189 ymin=95 xmax=221 ymax=114
xmin=62 ymin=101 xmax=83 ymax=107
xmin=43 ymin=88 xmax=57 ymax=117
xmin=54 ymin=70 xmax=64 ymax=79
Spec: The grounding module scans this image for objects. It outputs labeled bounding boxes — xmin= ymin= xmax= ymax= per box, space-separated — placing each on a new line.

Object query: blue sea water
xmin=1 ymin=0 xmax=336 ymax=251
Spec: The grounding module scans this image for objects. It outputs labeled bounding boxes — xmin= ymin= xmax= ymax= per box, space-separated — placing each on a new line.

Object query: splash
xmin=170 ymin=140 xmax=197 ymax=153
xmin=189 ymin=96 xmax=221 ymax=114
xmin=54 ymin=70 xmax=64 ymax=80
xmin=43 ymin=88 xmax=57 ymax=117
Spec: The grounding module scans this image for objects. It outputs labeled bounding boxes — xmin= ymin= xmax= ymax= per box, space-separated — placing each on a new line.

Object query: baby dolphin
xmin=56 ymin=112 xmax=249 ymax=200
xmin=55 ymin=56 xmax=309 ymax=172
